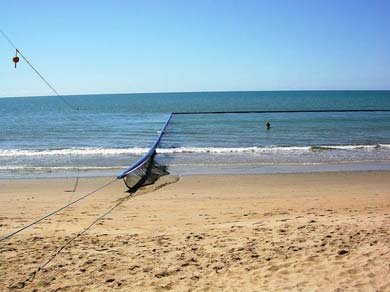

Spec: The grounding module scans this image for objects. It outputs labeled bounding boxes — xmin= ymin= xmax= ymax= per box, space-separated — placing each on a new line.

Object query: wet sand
xmin=0 ymin=172 xmax=389 ymax=291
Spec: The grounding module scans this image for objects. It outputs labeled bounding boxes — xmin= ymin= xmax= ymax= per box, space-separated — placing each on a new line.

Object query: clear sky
xmin=0 ymin=0 xmax=389 ymax=97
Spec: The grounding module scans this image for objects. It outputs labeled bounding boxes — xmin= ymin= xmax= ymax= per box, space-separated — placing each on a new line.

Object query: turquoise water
xmin=0 ymin=91 xmax=390 ymax=177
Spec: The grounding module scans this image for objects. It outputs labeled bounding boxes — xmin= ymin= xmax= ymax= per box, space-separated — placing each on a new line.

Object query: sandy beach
xmin=0 ymin=171 xmax=389 ymax=291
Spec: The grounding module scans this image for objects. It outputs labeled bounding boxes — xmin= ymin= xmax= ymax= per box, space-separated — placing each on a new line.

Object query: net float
xmin=13 ymin=51 xmax=19 ymax=68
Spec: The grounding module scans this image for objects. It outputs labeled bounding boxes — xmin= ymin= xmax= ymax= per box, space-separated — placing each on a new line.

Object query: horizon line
xmin=1 ymin=88 xmax=390 ymax=99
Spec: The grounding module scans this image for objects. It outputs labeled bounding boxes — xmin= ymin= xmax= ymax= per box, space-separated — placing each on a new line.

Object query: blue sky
xmin=0 ymin=0 xmax=389 ymax=97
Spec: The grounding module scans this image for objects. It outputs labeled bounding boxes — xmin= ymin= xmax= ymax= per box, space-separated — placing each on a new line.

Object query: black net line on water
xmin=173 ymin=109 xmax=390 ymax=115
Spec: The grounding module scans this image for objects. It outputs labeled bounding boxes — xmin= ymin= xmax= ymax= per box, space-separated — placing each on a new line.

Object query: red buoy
xmin=13 ymin=50 xmax=19 ymax=68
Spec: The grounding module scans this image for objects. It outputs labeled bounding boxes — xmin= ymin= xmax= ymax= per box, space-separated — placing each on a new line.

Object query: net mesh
xmin=122 ymin=152 xmax=169 ymax=192
xmin=118 ymin=113 xmax=172 ymax=192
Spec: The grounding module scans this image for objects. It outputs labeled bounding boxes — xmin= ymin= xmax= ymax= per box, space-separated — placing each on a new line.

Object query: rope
xmin=0 ymin=27 xmax=81 ymax=192
xmin=173 ymin=109 xmax=390 ymax=115
xmin=9 ymin=191 xmax=129 ymax=290
xmin=0 ymin=28 xmax=78 ymax=112
xmin=0 ymin=178 xmax=118 ymax=243
xmin=71 ymin=171 xmax=80 ymax=192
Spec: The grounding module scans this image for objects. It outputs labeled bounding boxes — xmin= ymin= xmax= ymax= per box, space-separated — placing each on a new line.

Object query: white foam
xmin=157 ymin=144 xmax=390 ymax=154
xmin=310 ymin=144 xmax=390 ymax=151
xmin=0 ymin=147 xmax=149 ymax=157
xmin=0 ymin=165 xmax=125 ymax=171
xmin=156 ymin=146 xmax=311 ymax=154
xmin=0 ymin=144 xmax=389 ymax=157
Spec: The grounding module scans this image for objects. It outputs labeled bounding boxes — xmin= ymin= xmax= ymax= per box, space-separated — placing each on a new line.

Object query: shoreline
xmin=1 ymin=167 xmax=390 ymax=180
xmin=1 ymin=171 xmax=389 ymax=291
xmin=2 ymin=159 xmax=390 ymax=180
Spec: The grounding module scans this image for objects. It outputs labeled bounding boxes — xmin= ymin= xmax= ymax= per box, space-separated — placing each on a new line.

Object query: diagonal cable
xmin=0 ymin=178 xmax=118 ymax=243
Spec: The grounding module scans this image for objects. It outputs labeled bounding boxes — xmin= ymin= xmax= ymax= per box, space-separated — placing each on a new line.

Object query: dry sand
xmin=0 ymin=171 xmax=389 ymax=291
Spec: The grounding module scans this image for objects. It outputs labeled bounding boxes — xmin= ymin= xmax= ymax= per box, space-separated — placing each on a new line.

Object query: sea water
xmin=0 ymin=91 xmax=390 ymax=178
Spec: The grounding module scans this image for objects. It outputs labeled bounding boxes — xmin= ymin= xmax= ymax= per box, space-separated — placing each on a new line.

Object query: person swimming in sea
xmin=266 ymin=121 xmax=271 ymax=129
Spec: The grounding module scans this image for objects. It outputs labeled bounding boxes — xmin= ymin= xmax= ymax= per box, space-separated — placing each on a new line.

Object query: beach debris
xmin=338 ymin=249 xmax=349 ymax=255
xmin=212 ymin=264 xmax=224 ymax=272
xmin=155 ymin=271 xmax=170 ymax=278
xmin=129 ymin=265 xmax=140 ymax=271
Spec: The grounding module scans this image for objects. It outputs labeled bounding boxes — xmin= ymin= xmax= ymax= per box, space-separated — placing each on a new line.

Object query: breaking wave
xmin=1 ymin=144 xmax=389 ymax=157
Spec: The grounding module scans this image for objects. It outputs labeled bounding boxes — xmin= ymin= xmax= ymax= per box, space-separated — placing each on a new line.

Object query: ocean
xmin=1 ymin=90 xmax=390 ymax=178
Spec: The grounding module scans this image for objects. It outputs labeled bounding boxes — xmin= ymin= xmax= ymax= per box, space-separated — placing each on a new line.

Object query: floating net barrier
xmin=172 ymin=109 xmax=390 ymax=115
xmin=117 ymin=108 xmax=390 ymax=191
xmin=117 ymin=113 xmax=172 ymax=192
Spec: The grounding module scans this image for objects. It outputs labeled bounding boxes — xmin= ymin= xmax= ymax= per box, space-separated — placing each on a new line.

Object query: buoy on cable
xmin=12 ymin=50 xmax=19 ymax=68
